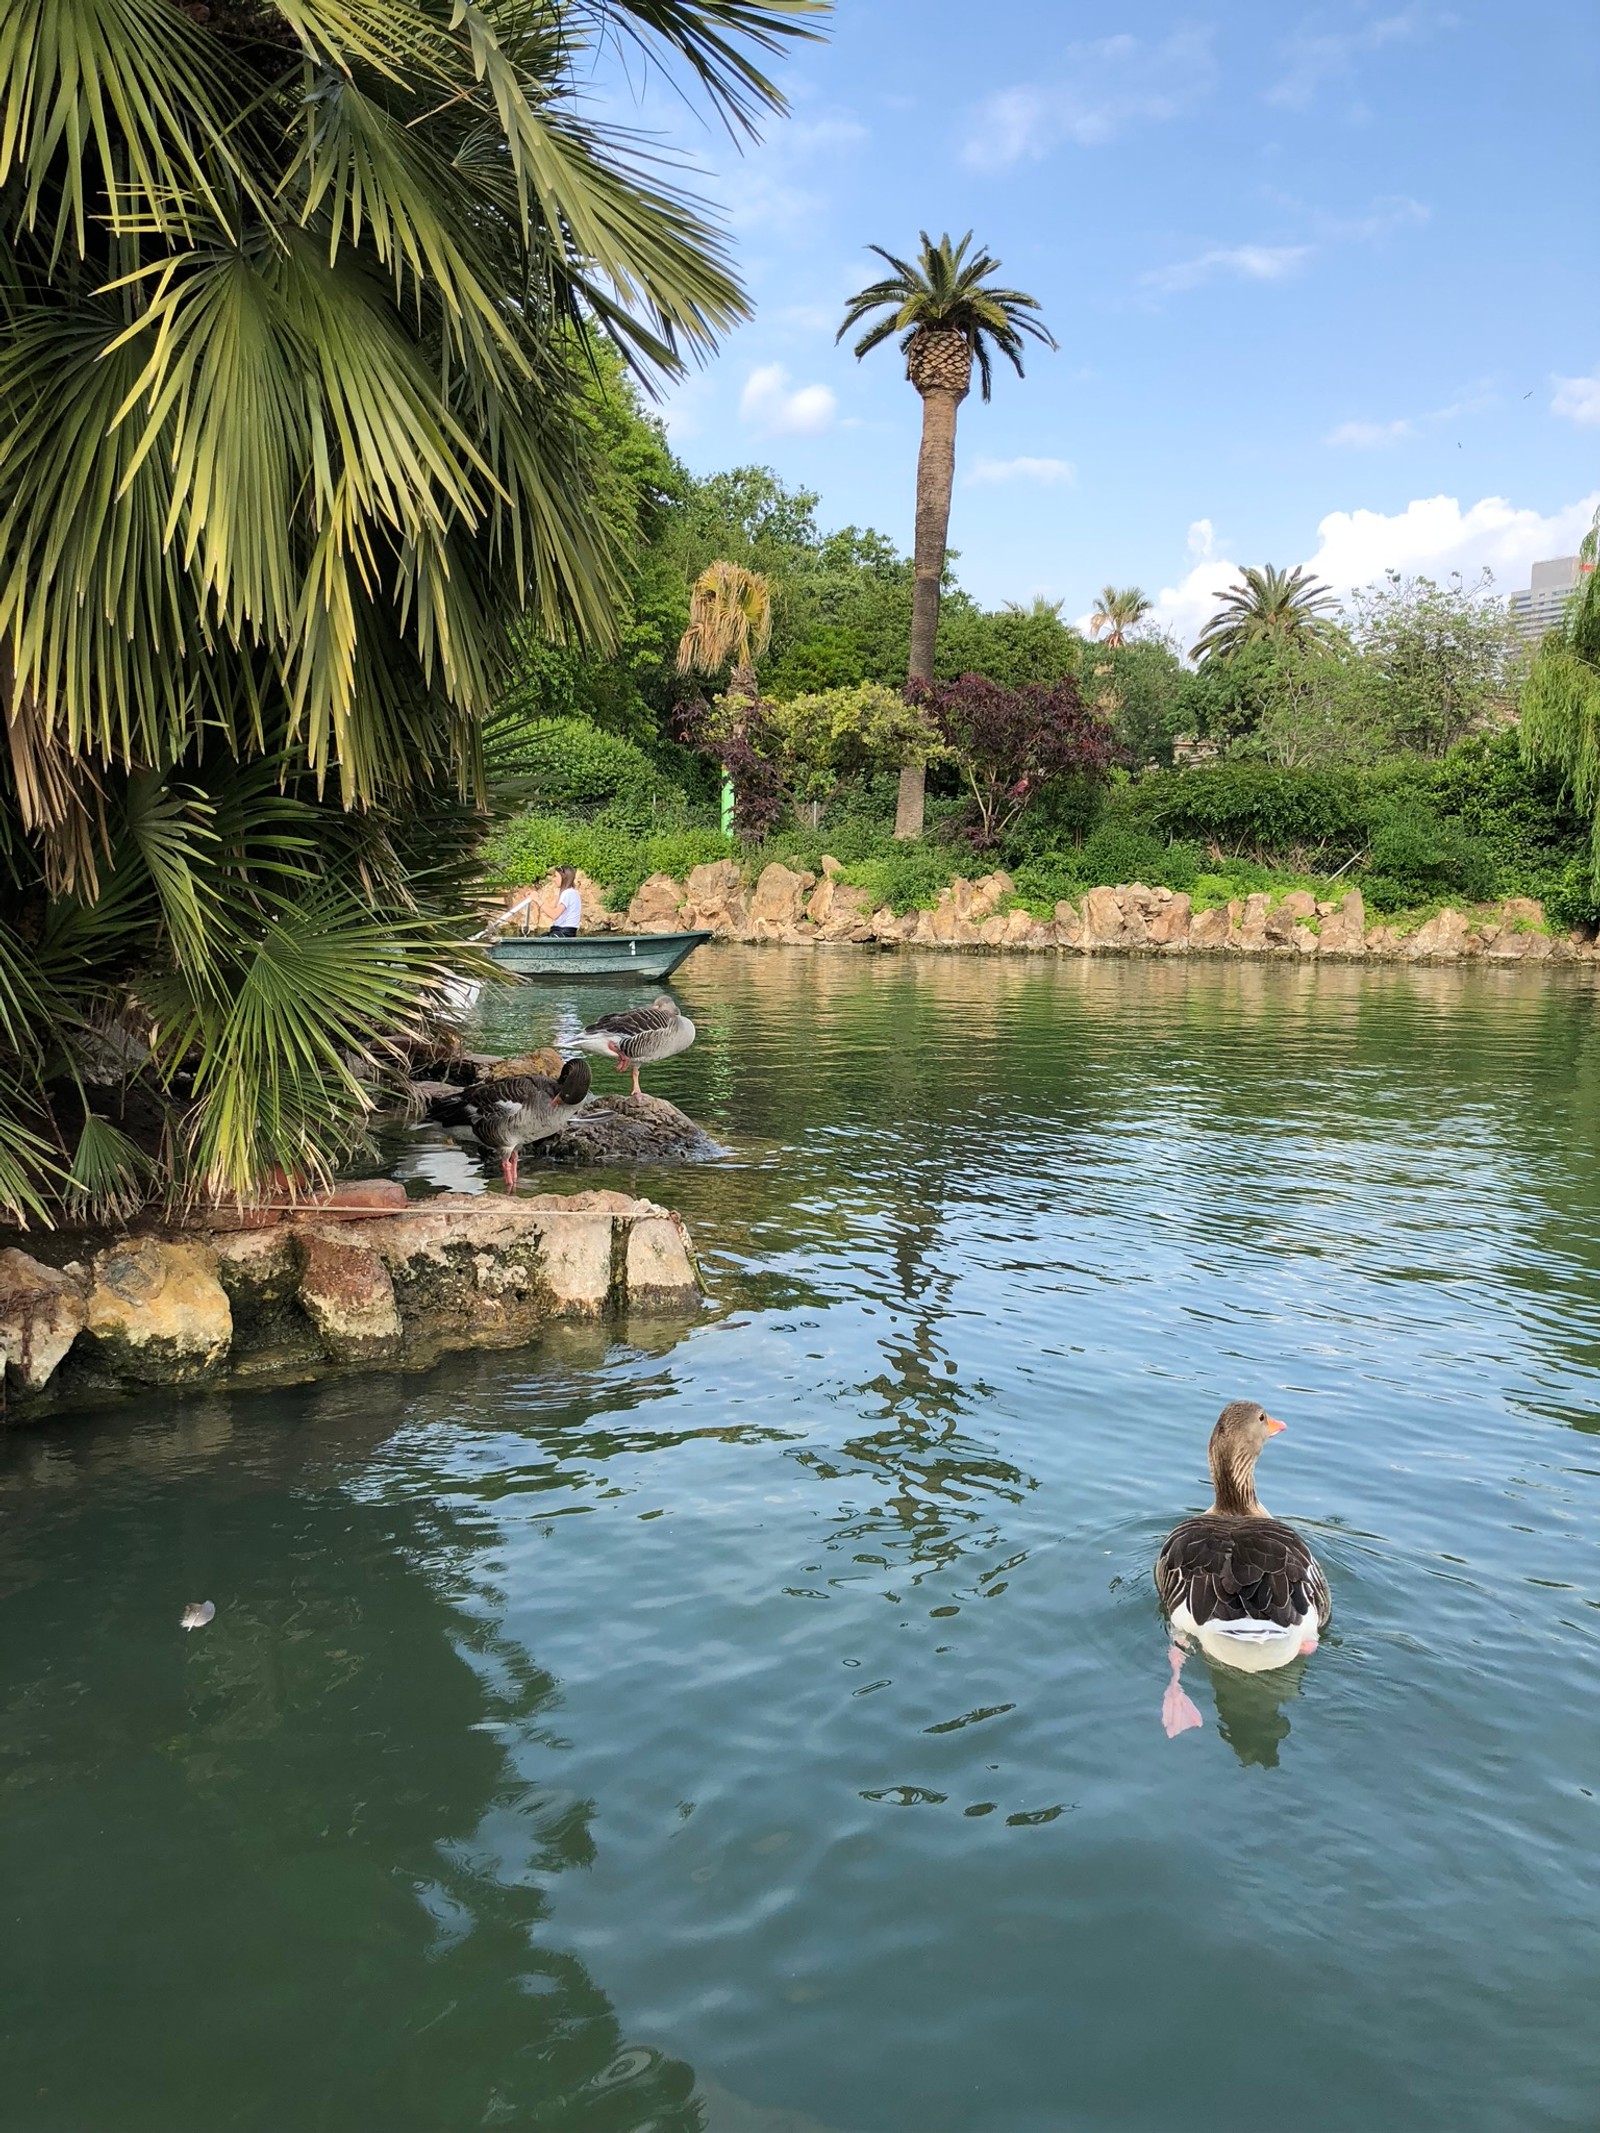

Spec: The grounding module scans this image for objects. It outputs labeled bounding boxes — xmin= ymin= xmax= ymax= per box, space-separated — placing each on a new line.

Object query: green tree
xmin=1081 ymin=638 xmax=1188 ymax=766
xmin=935 ymin=597 xmax=1083 ymax=688
xmin=767 ymin=683 xmax=942 ymax=809
xmin=1192 ymin=565 xmax=1343 ymax=663
xmin=1089 ymin=586 xmax=1153 ymax=648
xmin=0 ymin=0 xmax=815 ymax=1220
xmin=1521 ymin=516 xmax=1600 ymax=883
xmin=1348 ymin=569 xmax=1518 ymax=757
xmin=839 ymin=231 xmax=1056 ymax=838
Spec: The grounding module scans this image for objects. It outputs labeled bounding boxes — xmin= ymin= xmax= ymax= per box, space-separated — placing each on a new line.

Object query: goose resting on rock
xmin=1155 ymin=1400 xmax=1331 ymax=1737
xmin=574 ymin=996 xmax=695 ymax=1099
xmin=428 ymin=1056 xmax=590 ymax=1190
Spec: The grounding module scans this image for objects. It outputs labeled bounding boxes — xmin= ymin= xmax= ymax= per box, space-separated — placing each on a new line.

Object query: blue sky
xmin=605 ymin=2 xmax=1598 ymax=643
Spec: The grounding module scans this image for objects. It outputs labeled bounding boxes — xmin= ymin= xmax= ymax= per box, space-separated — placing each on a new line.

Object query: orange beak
xmin=1264 ymin=1415 xmax=1287 ymax=1435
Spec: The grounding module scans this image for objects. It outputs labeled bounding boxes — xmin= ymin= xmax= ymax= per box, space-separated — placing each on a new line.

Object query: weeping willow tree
xmin=1520 ymin=515 xmax=1600 ymax=887
xmin=0 ymin=0 xmax=818 ymax=1223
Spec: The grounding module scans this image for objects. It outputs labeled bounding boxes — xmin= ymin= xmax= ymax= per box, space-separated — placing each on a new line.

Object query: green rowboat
xmin=486 ymin=929 xmax=712 ymax=980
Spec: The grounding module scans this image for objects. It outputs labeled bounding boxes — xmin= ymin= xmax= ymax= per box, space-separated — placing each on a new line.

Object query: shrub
xmin=486 ymin=715 xmax=677 ymax=812
xmin=839 ymin=844 xmax=969 ymax=914
xmin=480 ymin=814 xmax=733 ymax=903
xmin=1123 ymin=761 xmax=1369 ymax=860
xmin=1365 ymin=804 xmax=1497 ymax=906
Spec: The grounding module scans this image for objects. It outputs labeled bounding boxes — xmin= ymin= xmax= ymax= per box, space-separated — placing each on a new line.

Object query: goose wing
xmin=587 ymin=1003 xmax=679 ymax=1042
xmin=1155 ymin=1515 xmax=1330 ymax=1629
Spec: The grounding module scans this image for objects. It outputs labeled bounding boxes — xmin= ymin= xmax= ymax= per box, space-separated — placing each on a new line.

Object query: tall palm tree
xmin=839 ymin=232 xmax=1055 ymax=837
xmin=0 ymin=0 xmax=816 ymax=1221
xmin=1089 ymin=586 xmax=1153 ymax=648
xmin=676 ymin=561 xmax=773 ymax=833
xmin=1192 ymin=565 xmax=1342 ymax=663
xmin=676 ymin=562 xmax=775 ymax=698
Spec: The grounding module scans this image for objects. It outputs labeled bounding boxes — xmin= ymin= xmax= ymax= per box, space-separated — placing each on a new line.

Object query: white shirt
xmin=554 ymin=886 xmax=582 ymax=929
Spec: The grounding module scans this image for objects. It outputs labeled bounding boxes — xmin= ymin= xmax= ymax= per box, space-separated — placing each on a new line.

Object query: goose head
xmin=1207 ymin=1399 xmax=1286 ymax=1517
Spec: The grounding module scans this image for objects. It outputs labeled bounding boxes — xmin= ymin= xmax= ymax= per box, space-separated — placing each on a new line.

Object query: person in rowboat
xmin=547 ymin=866 xmax=581 ymax=938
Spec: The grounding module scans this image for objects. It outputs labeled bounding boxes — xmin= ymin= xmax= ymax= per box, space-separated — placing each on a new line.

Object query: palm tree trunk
xmin=898 ymin=385 xmax=962 ymax=839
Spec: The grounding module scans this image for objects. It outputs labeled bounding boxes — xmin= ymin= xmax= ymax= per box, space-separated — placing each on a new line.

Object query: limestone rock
xmin=1054 ymin=900 xmax=1083 ymax=948
xmin=0 ymin=1249 xmax=87 ymax=1396
xmin=1317 ymin=889 xmax=1367 ymax=956
xmin=1188 ymin=905 xmax=1229 ymax=951
xmin=624 ymin=1212 xmax=700 ymax=1307
xmin=1279 ymin=890 xmax=1317 ymax=921
xmin=1147 ymin=893 xmax=1192 ymax=948
xmin=1407 ymin=907 xmax=1471 ymax=960
xmin=1233 ymin=891 xmax=1273 ymax=954
xmin=1291 ymin=923 xmax=1320 ymax=954
xmin=528 ymin=1213 xmax=616 ymax=1316
xmin=85 ymin=1237 xmax=232 ymax=1382
xmin=295 ymin=1231 xmax=402 ymax=1360
xmin=819 ymin=853 xmax=842 ymax=878
xmin=1082 ymin=886 xmax=1128 ymax=950
xmin=747 ymin=862 xmax=814 ymax=938
xmin=682 ymin=859 xmax=748 ymax=937
xmin=626 ymin=873 xmax=686 ymax=932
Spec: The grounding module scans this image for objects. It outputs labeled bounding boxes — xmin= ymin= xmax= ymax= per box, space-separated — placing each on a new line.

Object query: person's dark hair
xmin=556 ymin=865 xmax=577 ymax=888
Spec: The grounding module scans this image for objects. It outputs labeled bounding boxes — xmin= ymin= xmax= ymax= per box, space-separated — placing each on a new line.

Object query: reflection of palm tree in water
xmin=795 ymin=1197 xmax=1035 ymax=1584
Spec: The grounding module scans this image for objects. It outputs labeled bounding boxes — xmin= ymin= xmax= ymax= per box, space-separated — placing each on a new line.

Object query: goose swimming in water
xmin=575 ymin=996 xmax=695 ymax=1099
xmin=429 ymin=1056 xmax=590 ymax=1190
xmin=1155 ymin=1400 xmax=1331 ymax=1737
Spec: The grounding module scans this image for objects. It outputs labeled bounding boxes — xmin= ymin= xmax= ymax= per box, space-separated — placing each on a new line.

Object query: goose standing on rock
xmin=575 ymin=996 xmax=695 ymax=1099
xmin=1155 ymin=1400 xmax=1331 ymax=1738
xmin=429 ymin=1056 xmax=591 ymax=1191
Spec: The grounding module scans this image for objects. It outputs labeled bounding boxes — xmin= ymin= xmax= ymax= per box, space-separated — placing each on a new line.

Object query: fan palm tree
xmin=1192 ymin=565 xmax=1342 ymax=663
xmin=839 ymin=232 xmax=1056 ymax=836
xmin=1089 ymin=586 xmax=1153 ymax=648
xmin=0 ymin=0 xmax=817 ymax=1221
xmin=676 ymin=562 xmax=775 ymax=697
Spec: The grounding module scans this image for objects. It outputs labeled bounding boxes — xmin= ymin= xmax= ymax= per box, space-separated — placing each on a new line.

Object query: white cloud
xmin=1142 ymin=244 xmax=1311 ymax=295
xmin=962 ymin=29 xmax=1215 ymax=172
xmin=1267 ymin=9 xmax=1451 ymax=110
xmin=1552 ymin=372 xmax=1600 ymax=427
xmin=1187 ymin=520 xmax=1215 ymax=560
xmin=966 ymin=456 xmax=1077 ymax=487
xmin=1326 ymin=418 xmax=1414 ymax=449
xmin=738 ymin=363 xmax=837 ymax=437
xmin=1145 ymin=489 xmax=1600 ymax=654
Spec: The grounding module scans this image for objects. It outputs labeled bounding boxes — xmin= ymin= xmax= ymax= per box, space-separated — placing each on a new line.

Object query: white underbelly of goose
xmin=1170 ymin=1599 xmax=1319 ymax=1673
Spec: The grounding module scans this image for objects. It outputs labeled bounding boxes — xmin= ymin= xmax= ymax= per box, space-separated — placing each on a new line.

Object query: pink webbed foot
xmin=1162 ymin=1644 xmax=1203 ymax=1738
xmin=1299 ymin=1632 xmax=1320 ymax=1656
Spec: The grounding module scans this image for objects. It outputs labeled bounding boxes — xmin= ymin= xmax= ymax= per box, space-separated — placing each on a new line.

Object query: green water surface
xmin=4 ymin=947 xmax=1600 ymax=2132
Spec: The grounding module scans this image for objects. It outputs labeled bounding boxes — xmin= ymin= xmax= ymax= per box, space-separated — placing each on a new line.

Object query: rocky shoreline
xmin=0 ymin=1190 xmax=701 ymax=1424
xmin=499 ymin=860 xmax=1598 ymax=966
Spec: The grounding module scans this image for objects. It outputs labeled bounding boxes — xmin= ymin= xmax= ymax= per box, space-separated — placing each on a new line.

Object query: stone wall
xmin=0 ymin=1191 xmax=700 ymax=1423
xmin=489 ymin=863 xmax=1598 ymax=967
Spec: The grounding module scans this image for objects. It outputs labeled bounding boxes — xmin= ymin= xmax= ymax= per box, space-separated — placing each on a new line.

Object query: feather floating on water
xmin=180 ymin=1601 xmax=216 ymax=1631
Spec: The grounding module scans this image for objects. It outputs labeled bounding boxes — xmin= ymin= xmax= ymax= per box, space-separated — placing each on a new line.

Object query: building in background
xmin=1508 ymin=556 xmax=1589 ymax=645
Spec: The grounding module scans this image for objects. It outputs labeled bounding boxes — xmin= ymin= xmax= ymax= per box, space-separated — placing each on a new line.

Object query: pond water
xmin=4 ymin=946 xmax=1600 ymax=2133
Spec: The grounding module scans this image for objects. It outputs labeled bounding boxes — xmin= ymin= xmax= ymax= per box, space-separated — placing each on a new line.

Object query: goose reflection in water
xmin=1205 ymin=1652 xmax=1312 ymax=1769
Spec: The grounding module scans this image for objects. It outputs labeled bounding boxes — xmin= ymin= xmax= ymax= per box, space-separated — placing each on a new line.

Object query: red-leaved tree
xmin=676 ymin=695 xmax=787 ymax=839
xmin=908 ymin=675 xmax=1119 ymax=846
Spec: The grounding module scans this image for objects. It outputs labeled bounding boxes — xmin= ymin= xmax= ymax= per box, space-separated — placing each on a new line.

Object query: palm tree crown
xmin=1090 ymin=586 xmax=1153 ymax=648
xmin=1192 ymin=565 xmax=1342 ymax=663
xmin=837 ymin=231 xmax=1056 ymax=402
xmin=676 ymin=562 xmax=774 ymax=690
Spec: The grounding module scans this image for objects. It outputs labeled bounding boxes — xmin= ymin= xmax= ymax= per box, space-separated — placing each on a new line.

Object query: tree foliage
xmin=1521 ymin=518 xmax=1600 ymax=883
xmin=0 ymin=0 xmax=816 ymax=1219
xmin=837 ymin=230 xmax=1056 ymax=402
xmin=1192 ymin=565 xmax=1342 ymax=664
xmin=909 ymin=675 xmax=1117 ymax=847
